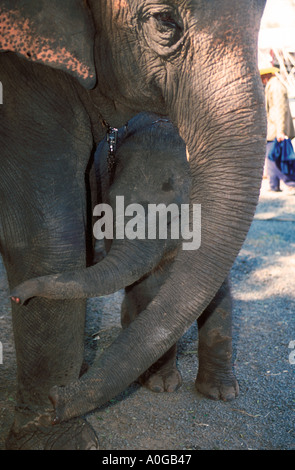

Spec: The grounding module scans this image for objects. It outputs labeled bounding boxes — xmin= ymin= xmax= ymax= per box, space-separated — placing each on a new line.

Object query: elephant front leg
xmin=195 ymin=278 xmax=239 ymax=401
xmin=1 ymin=180 xmax=98 ymax=450
xmin=4 ymin=235 xmax=98 ymax=448
xmin=121 ymin=270 xmax=182 ymax=393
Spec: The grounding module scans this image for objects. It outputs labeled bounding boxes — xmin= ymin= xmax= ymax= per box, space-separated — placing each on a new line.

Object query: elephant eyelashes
xmin=141 ymin=10 xmax=184 ymax=56
xmin=152 ymin=11 xmax=183 ymax=42
xmin=153 ymin=12 xmax=181 ymax=31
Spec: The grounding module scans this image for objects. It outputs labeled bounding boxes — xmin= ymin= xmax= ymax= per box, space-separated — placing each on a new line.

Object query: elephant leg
xmin=121 ymin=267 xmax=182 ymax=393
xmin=0 ymin=54 xmax=98 ymax=449
xmin=1 ymin=182 xmax=99 ymax=449
xmin=196 ymin=277 xmax=239 ymax=401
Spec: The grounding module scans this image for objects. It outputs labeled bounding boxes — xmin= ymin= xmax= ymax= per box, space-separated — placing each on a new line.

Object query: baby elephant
xmin=11 ymin=112 xmax=238 ymax=400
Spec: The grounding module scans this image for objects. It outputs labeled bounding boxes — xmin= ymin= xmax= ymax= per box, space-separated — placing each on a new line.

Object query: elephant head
xmin=4 ymin=0 xmax=267 ymax=423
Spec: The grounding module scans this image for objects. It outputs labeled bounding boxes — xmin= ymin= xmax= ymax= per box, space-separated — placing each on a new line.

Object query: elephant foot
xmin=139 ymin=345 xmax=182 ymax=393
xmin=195 ymin=369 xmax=239 ymax=401
xmin=139 ymin=366 xmax=182 ymax=393
xmin=6 ymin=416 xmax=99 ymax=450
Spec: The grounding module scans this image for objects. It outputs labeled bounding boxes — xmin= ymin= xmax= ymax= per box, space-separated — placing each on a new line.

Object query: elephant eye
xmin=140 ymin=9 xmax=184 ymax=56
xmin=153 ymin=12 xmax=181 ymax=31
xmin=152 ymin=11 xmax=183 ymax=43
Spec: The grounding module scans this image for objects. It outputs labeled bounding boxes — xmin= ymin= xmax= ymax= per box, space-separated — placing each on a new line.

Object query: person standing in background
xmin=261 ymin=66 xmax=295 ymax=193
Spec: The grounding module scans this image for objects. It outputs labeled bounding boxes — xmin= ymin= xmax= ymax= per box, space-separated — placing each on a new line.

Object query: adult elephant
xmin=0 ymin=0 xmax=266 ymax=450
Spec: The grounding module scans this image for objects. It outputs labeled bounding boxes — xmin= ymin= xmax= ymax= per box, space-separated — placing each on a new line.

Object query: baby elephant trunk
xmin=10 ymin=238 xmax=168 ymax=305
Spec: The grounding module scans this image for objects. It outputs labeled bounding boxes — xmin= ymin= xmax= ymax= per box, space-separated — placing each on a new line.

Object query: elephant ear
xmin=0 ymin=0 xmax=96 ymax=88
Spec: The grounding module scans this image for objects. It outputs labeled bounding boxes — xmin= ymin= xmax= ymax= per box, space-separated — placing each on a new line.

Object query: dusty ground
xmin=0 ymin=179 xmax=294 ymax=450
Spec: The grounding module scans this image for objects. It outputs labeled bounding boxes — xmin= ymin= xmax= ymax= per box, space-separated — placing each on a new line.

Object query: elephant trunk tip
xmin=10 ymin=277 xmax=45 ymax=305
xmin=10 ymin=295 xmax=23 ymax=305
xmin=10 ymin=289 xmax=31 ymax=306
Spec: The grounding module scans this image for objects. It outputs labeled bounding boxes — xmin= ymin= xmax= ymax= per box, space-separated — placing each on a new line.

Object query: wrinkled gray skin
xmin=97 ymin=113 xmax=190 ymax=395
xmin=15 ymin=112 xmax=236 ymax=398
xmin=0 ymin=0 xmax=266 ymax=450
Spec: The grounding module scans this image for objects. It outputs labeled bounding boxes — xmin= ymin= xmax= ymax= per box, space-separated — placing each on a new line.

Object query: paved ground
xmin=0 ymin=179 xmax=294 ymax=450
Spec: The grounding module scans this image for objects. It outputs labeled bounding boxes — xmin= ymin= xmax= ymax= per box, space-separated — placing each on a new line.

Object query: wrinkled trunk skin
xmin=49 ymin=7 xmax=267 ymax=422
xmin=10 ymin=239 xmax=167 ymax=303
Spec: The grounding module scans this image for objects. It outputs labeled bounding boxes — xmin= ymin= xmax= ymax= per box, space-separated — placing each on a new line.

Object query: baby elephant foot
xmin=6 ymin=417 xmax=99 ymax=450
xmin=140 ymin=366 xmax=182 ymax=393
xmin=139 ymin=345 xmax=182 ymax=393
xmin=195 ymin=369 xmax=239 ymax=401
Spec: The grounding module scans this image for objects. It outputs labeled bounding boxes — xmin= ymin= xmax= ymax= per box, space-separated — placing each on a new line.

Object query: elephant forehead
xmin=0 ymin=4 xmax=96 ymax=88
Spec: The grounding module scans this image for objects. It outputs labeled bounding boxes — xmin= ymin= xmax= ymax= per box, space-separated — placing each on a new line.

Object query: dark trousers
xmin=266 ymin=141 xmax=295 ymax=190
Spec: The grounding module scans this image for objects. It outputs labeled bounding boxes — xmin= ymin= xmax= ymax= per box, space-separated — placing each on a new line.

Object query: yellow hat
xmin=260 ymin=66 xmax=279 ymax=75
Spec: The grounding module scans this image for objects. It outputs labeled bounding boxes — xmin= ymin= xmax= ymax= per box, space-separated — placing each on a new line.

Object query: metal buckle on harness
xmin=107 ymin=126 xmax=118 ymax=155
xmin=106 ymin=126 xmax=118 ymax=179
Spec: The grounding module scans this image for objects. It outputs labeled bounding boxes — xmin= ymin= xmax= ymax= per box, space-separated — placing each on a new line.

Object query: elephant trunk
xmin=48 ymin=45 xmax=267 ymax=423
xmin=10 ymin=238 xmax=166 ymax=305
